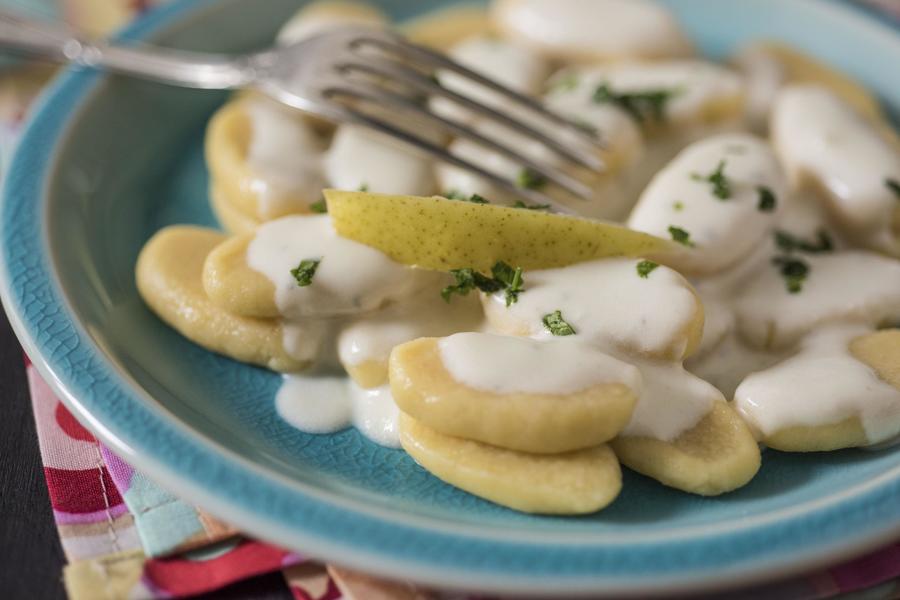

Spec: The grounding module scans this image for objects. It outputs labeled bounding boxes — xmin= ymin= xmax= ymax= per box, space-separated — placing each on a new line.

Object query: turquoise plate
xmin=3 ymin=0 xmax=900 ymax=596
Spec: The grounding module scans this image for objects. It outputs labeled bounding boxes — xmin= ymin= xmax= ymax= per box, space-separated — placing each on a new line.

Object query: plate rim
xmin=3 ymin=0 xmax=900 ymax=596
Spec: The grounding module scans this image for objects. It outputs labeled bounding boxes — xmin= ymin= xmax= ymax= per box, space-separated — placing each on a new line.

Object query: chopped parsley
xmin=774 ymin=229 xmax=834 ymax=254
xmin=444 ymin=190 xmax=490 ymax=204
xmin=441 ymin=261 xmax=525 ymax=306
xmin=308 ymin=199 xmax=327 ymax=214
xmin=636 ymin=260 xmax=659 ymax=278
xmin=513 ymin=200 xmax=552 ymax=211
xmin=668 ymin=225 xmax=694 ymax=247
xmin=491 ymin=261 xmax=525 ymax=306
xmin=886 ymin=177 xmax=900 ymax=199
xmin=441 ymin=268 xmax=501 ymax=302
xmin=290 ymin=258 xmax=321 ymax=287
xmin=542 ymin=310 xmax=576 ymax=336
xmin=673 ymin=201 xmax=685 ymax=212
xmin=592 ymin=83 xmax=675 ymax=124
xmin=769 ymin=229 xmax=832 ymax=295
xmin=691 ymin=160 xmax=731 ymax=200
xmin=771 ymin=256 xmax=809 ymax=294
xmin=757 ymin=186 xmax=777 ymax=212
xmin=517 ymin=168 xmax=547 ymax=190
xmin=358 ymin=183 xmax=369 ymax=192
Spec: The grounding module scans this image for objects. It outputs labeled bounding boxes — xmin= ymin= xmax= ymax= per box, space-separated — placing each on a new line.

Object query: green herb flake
xmin=358 ymin=183 xmax=369 ymax=192
xmin=668 ymin=225 xmax=694 ymax=247
xmin=492 ymin=261 xmax=525 ymax=307
xmin=441 ymin=262 xmax=523 ymax=304
xmin=513 ymin=200 xmax=552 ymax=211
xmin=308 ymin=199 xmax=327 ymax=214
xmin=886 ymin=177 xmax=900 ymax=199
xmin=444 ymin=190 xmax=490 ymax=204
xmin=542 ymin=310 xmax=576 ymax=336
xmin=771 ymin=256 xmax=810 ymax=294
xmin=691 ymin=160 xmax=731 ymax=200
xmin=757 ymin=186 xmax=777 ymax=212
xmin=774 ymin=229 xmax=834 ymax=254
xmin=290 ymin=258 xmax=321 ymax=287
xmin=517 ymin=168 xmax=547 ymax=190
xmin=592 ymin=83 xmax=675 ymax=124
xmin=636 ymin=260 xmax=659 ymax=278
xmin=673 ymin=201 xmax=685 ymax=212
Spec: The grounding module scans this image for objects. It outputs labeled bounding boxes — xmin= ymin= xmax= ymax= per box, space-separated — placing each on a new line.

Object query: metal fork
xmin=0 ymin=12 xmax=604 ymax=211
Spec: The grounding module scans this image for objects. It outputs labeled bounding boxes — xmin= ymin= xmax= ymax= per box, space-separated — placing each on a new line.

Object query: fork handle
xmin=0 ymin=11 xmax=256 ymax=89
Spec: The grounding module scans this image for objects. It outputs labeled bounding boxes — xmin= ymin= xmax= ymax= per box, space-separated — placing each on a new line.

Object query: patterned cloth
xmin=5 ymin=1 xmax=900 ymax=598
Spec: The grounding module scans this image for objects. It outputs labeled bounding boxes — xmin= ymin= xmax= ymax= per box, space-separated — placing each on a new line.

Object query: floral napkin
xmin=5 ymin=0 xmax=900 ymax=598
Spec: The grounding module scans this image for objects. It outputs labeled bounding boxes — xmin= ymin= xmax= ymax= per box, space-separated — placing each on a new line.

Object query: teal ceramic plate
xmin=3 ymin=0 xmax=900 ymax=596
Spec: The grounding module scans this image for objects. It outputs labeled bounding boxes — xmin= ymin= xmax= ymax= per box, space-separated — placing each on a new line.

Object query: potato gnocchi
xmin=136 ymin=0 xmax=900 ymax=515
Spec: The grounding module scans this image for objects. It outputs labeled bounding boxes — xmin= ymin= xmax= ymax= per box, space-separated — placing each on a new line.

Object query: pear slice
xmin=400 ymin=413 xmax=621 ymax=514
xmin=390 ymin=335 xmax=639 ymax=454
xmin=136 ymin=226 xmax=316 ymax=372
xmin=324 ymin=189 xmax=677 ymax=272
xmin=611 ymin=402 xmax=761 ymax=496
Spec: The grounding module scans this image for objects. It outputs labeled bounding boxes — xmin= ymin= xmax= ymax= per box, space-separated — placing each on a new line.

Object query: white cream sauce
xmin=620 ymin=357 xmax=722 ymax=441
xmin=276 ymin=374 xmax=352 ymax=434
xmin=544 ymin=81 xmax=644 ymax=171
xmin=692 ymin=291 xmax=735 ymax=358
xmin=325 ymin=125 xmax=436 ymax=196
xmin=564 ymin=61 xmax=744 ymax=127
xmin=281 ymin=318 xmax=332 ymax=364
xmin=433 ymin=35 xmax=549 ymax=124
xmin=628 ymin=133 xmax=787 ymax=274
xmin=338 ymin=287 xmax=483 ymax=368
xmin=348 ymin=383 xmax=401 ymax=448
xmin=275 ymin=375 xmax=401 ymax=448
xmin=733 ymin=250 xmax=900 ymax=349
xmin=437 ymin=332 xmax=642 ymax=396
xmin=492 ymin=0 xmax=692 ymax=61
xmin=686 ymin=333 xmax=788 ymax=400
xmin=254 ymin=6 xmax=900 ymax=459
xmin=245 ymin=100 xmax=327 ymax=219
xmin=247 ymin=215 xmax=426 ymax=319
xmin=734 ymin=324 xmax=900 ymax=445
xmin=771 ymin=85 xmax=900 ymax=255
xmin=482 ymin=258 xmax=700 ymax=359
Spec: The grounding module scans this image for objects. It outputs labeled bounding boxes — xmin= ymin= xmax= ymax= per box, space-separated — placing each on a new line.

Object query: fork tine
xmin=328 ymin=96 xmax=577 ymax=214
xmin=358 ymin=33 xmax=604 ymax=149
xmin=332 ymin=73 xmax=595 ymax=199
xmin=348 ymin=38 xmax=605 ymax=172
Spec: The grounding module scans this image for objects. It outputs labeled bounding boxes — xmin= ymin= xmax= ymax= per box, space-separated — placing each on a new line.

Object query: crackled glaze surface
xmin=4 ymin=0 xmax=900 ymax=596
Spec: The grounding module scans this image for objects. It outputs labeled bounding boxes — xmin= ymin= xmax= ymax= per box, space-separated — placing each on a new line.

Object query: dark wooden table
xmin=0 ymin=305 xmax=290 ymax=599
